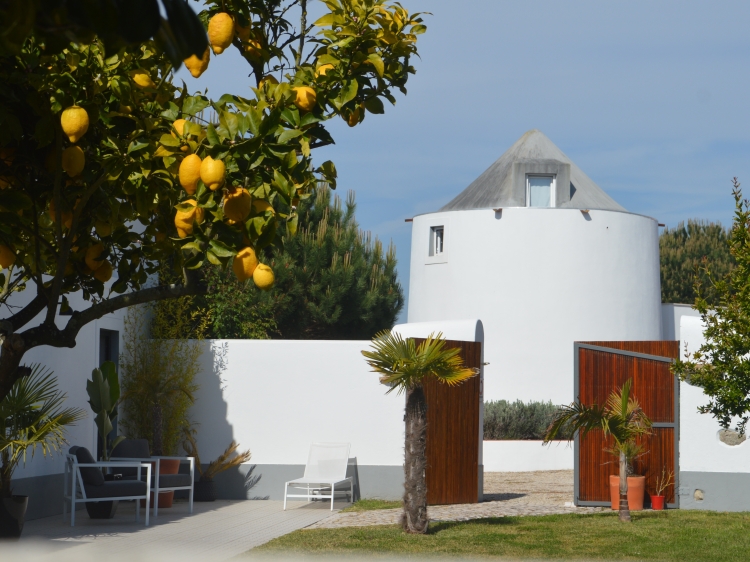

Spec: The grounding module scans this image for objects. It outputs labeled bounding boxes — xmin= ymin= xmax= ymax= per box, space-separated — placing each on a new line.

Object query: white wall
xmin=6 ymin=287 xmax=126 ymax=481
xmin=661 ymin=303 xmax=701 ymax=341
xmin=407 ymin=207 xmax=662 ymax=405
xmin=188 ymin=340 xmax=405 ymax=467
xmin=483 ymin=441 xmax=573 ymax=472
xmin=679 ymin=315 xmax=750 ymax=473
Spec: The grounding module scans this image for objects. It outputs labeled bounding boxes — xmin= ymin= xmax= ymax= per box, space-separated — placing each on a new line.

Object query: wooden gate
xmin=575 ymin=341 xmax=679 ymax=508
xmin=414 ymin=339 xmax=482 ymax=505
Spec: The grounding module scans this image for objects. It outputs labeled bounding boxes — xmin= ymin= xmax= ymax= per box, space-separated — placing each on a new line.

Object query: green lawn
xmin=340 ymin=499 xmax=402 ymax=513
xmin=254 ymin=510 xmax=750 ymax=561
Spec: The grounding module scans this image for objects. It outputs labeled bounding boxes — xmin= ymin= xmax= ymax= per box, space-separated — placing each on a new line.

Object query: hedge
xmin=484 ymin=400 xmax=574 ymax=440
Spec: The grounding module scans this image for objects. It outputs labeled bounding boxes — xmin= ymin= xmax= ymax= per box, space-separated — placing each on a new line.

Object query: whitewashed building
xmin=407 ymin=130 xmax=663 ymax=404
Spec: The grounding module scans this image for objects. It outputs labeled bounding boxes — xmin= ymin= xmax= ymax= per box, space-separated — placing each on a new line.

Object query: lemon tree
xmin=0 ymin=0 xmax=425 ymax=400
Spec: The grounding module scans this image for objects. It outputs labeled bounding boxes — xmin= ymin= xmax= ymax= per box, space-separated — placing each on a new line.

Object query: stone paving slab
xmin=1 ymin=499 xmax=346 ymax=561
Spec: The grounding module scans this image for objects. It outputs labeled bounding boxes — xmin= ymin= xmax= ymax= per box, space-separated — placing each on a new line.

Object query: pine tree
xmin=202 ymin=187 xmax=404 ymax=340
xmin=660 ymin=219 xmax=733 ymax=305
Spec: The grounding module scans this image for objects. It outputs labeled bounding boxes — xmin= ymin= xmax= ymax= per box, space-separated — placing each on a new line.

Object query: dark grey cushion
xmin=111 ymin=439 xmax=151 ymax=478
xmin=70 ymin=446 xmax=105 ymax=486
xmin=121 ymin=472 xmax=192 ymax=488
xmin=84 ymin=479 xmax=147 ymax=499
xmin=155 ymin=473 xmax=192 ymax=488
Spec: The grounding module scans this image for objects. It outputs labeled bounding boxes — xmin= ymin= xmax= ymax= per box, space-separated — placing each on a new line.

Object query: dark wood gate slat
xmin=576 ymin=341 xmax=679 ymax=507
xmin=413 ymin=338 xmax=481 ymax=506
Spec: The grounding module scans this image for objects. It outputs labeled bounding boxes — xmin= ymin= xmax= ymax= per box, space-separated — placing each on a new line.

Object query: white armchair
xmin=283 ymin=442 xmax=354 ymax=511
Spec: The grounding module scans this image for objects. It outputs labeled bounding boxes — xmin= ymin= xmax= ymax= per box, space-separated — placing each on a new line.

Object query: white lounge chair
xmin=283 ymin=442 xmax=354 ymax=511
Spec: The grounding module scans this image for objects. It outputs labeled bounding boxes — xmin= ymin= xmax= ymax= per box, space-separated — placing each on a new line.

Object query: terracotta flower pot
xmin=651 ymin=495 xmax=665 ymax=510
xmin=140 ymin=459 xmax=180 ymax=509
xmin=609 ymin=475 xmax=645 ymax=511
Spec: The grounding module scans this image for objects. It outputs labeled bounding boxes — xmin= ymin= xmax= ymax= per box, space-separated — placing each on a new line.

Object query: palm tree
xmin=362 ymin=331 xmax=477 ymax=534
xmin=544 ymin=379 xmax=651 ymax=522
xmin=0 ymin=365 xmax=85 ymax=498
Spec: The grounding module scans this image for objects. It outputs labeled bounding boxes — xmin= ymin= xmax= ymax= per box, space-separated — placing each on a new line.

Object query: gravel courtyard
xmin=308 ymin=470 xmax=604 ymax=529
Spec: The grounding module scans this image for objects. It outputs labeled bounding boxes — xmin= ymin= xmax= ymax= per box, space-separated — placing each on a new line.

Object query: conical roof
xmin=440 ymin=130 xmax=626 ymax=212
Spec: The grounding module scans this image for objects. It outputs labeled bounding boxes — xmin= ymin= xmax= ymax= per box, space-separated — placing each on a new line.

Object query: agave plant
xmin=0 ymin=365 xmax=85 ymax=498
xmin=362 ymin=331 xmax=477 ymax=534
xmin=544 ymin=379 xmax=651 ymax=522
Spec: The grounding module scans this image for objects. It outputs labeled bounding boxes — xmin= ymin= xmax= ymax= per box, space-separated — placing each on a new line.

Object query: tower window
xmin=527 ymin=175 xmax=555 ymax=207
xmin=430 ymin=226 xmax=444 ymax=256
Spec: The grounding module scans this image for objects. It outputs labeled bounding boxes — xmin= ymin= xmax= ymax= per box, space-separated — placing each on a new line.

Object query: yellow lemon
xmin=232 ymin=246 xmax=259 ymax=281
xmin=48 ymin=199 xmax=73 ymax=229
xmin=61 ymin=146 xmax=85 ymax=177
xmin=252 ymin=199 xmax=275 ymax=215
xmin=235 ymin=22 xmax=251 ymax=41
xmin=174 ymin=199 xmax=204 ymax=238
xmin=85 ymin=243 xmax=106 ymax=271
xmin=208 ymin=13 xmax=234 ymax=55
xmin=95 ymin=220 xmax=112 ymax=237
xmin=200 ymin=156 xmax=225 ymax=191
xmin=172 ymin=119 xmax=187 ymax=137
xmin=0 ymin=245 xmax=16 ymax=269
xmin=93 ymin=260 xmax=113 ymax=283
xmin=61 ymin=106 xmax=89 ymax=143
xmin=293 ymin=86 xmax=317 ymax=112
xmin=345 ymin=105 xmax=364 ymax=127
xmin=243 ymin=39 xmax=263 ymax=60
xmin=129 ymin=70 xmax=156 ymax=89
xmin=223 ymin=187 xmax=252 ymax=224
xmin=253 ymin=263 xmax=274 ymax=290
xmin=179 ymin=154 xmax=202 ymax=195
xmin=315 ymin=64 xmax=334 ymax=77
xmin=184 ymin=46 xmax=210 ymax=78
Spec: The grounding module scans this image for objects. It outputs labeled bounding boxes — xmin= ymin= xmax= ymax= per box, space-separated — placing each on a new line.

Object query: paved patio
xmin=0 ymin=498 xmax=346 ymax=561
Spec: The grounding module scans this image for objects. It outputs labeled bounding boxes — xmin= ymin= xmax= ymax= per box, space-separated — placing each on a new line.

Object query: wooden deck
xmin=1 ymin=499 xmax=343 ymax=561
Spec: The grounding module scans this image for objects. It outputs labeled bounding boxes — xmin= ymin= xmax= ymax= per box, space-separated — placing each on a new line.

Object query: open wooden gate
xmin=575 ymin=341 xmax=679 ymax=508
xmin=413 ymin=338 xmax=482 ymax=505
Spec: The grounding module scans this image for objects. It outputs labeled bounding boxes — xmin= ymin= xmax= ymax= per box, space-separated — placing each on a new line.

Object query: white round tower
xmin=407 ymin=130 xmax=662 ymax=404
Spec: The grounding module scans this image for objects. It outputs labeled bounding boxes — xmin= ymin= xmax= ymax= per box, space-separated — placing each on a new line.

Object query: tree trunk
xmin=152 ymin=403 xmax=163 ymax=456
xmin=0 ymin=333 xmax=27 ymax=401
xmin=402 ymin=384 xmax=428 ymax=534
xmin=1 ymin=450 xmax=11 ymax=498
xmin=618 ymin=450 xmax=631 ymax=522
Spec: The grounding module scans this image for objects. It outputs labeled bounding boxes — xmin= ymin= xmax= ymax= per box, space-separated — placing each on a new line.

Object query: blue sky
xmin=179 ymin=1 xmax=750 ymax=322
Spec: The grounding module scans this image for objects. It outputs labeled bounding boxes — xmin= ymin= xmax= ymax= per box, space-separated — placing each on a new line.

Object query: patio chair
xmin=63 ymin=446 xmax=152 ymax=527
xmin=110 ymin=438 xmax=195 ymax=517
xmin=283 ymin=442 xmax=354 ymax=511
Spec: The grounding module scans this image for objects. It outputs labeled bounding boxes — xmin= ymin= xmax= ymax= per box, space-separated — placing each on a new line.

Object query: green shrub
xmin=484 ymin=400 xmax=573 ymax=440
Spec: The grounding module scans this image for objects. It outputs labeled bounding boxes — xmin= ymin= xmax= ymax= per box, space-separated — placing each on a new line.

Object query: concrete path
xmin=1 ymin=499 xmax=345 ymax=561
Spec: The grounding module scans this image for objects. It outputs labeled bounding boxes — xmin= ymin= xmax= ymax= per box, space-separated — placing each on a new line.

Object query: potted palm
xmin=362 ymin=331 xmax=478 ymax=534
xmin=544 ymin=379 xmax=652 ymax=522
xmin=182 ymin=431 xmax=251 ymax=502
xmin=1 ymin=365 xmax=85 ymax=537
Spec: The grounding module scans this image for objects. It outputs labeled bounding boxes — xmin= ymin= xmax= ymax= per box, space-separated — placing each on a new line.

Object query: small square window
xmin=429 ymin=226 xmax=444 ymax=256
xmin=527 ymin=175 xmax=555 ymax=207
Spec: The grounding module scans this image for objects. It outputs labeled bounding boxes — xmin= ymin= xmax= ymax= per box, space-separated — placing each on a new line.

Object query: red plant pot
xmin=651 ymin=495 xmax=665 ymax=510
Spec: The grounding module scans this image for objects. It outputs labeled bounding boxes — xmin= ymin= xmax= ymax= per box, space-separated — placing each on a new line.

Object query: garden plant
xmin=544 ymin=378 xmax=652 ymax=522
xmin=86 ymin=360 xmax=123 ymax=460
xmin=362 ymin=331 xmax=477 ymax=534
xmin=0 ymin=0 xmax=426 ymax=404
xmin=673 ymin=179 xmax=750 ymax=436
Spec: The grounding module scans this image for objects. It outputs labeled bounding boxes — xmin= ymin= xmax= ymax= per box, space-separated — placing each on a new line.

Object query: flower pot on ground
xmin=182 ymin=431 xmax=251 ymax=502
xmin=0 ymin=365 xmax=85 ymax=536
xmin=609 ymin=475 xmax=645 ymax=511
xmin=84 ymin=500 xmax=118 ymax=519
xmin=649 ymin=466 xmax=674 ymax=511
xmin=139 ymin=459 xmax=181 ymax=508
xmin=194 ymin=479 xmax=216 ymax=502
xmin=651 ymin=495 xmax=666 ymax=510
xmin=0 ymin=495 xmax=28 ymax=538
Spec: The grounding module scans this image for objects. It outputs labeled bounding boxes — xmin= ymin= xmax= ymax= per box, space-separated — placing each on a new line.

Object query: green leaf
xmin=277 ymin=129 xmax=303 ymax=144
xmin=247 ymin=107 xmax=262 ymax=136
xmin=0 ymin=191 xmax=32 ymax=211
xmin=206 ymin=124 xmax=221 ymax=146
xmin=127 ymin=140 xmax=149 ymax=154
xmin=159 ymin=134 xmax=181 ymax=147
xmin=209 ymin=239 xmax=236 ymax=258
xmin=411 ymin=24 xmax=427 ymax=34
xmin=367 ymin=54 xmax=385 ymax=78
xmin=313 ymin=14 xmax=337 ymax=27
xmin=183 ymin=96 xmax=210 ymax=117
xmin=334 ymin=80 xmax=358 ymax=109
xmin=206 ymin=249 xmax=221 ymax=265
